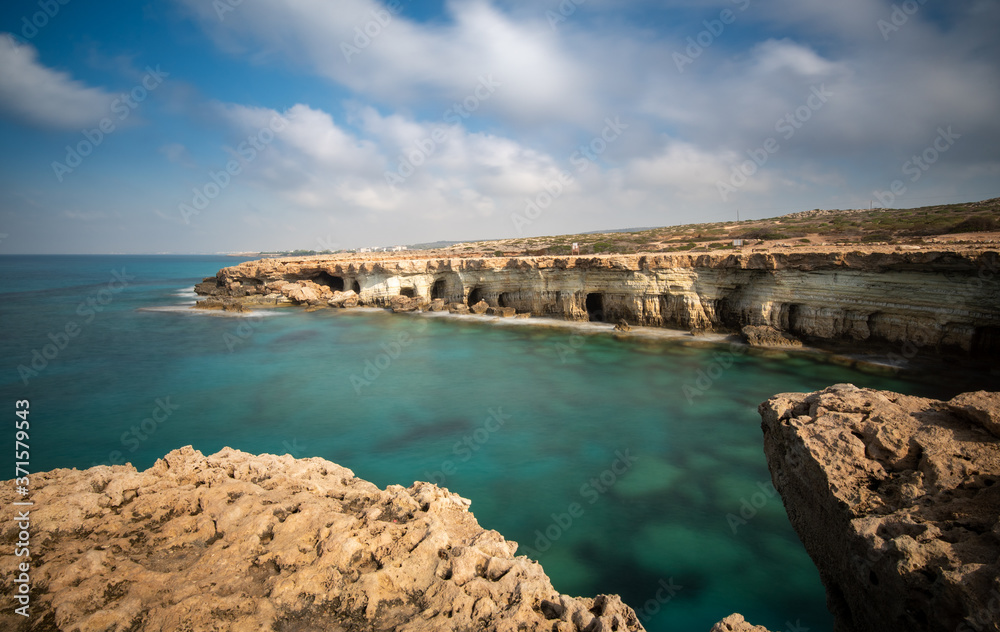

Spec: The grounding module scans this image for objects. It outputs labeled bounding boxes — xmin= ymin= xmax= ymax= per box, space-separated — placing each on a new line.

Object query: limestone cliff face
xmin=199 ymin=250 xmax=1000 ymax=354
xmin=760 ymin=385 xmax=1000 ymax=632
xmin=0 ymin=447 xmax=644 ymax=632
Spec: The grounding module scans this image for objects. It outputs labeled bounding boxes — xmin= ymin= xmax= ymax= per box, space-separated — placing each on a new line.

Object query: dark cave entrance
xmin=400 ymin=288 xmax=416 ymax=298
xmin=431 ymin=279 xmax=447 ymax=300
xmin=467 ymin=287 xmax=483 ymax=307
xmin=352 ymin=280 xmax=361 ymax=294
xmin=498 ymin=292 xmax=512 ymax=308
xmin=315 ymin=272 xmax=344 ymax=291
xmin=586 ymin=293 xmax=604 ymax=322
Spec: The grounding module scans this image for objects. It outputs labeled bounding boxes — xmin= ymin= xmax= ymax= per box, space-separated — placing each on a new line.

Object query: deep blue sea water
xmin=0 ymin=255 xmax=985 ymax=632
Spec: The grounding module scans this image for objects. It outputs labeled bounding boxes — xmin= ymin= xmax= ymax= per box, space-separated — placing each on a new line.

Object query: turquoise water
xmin=0 ymin=256 xmax=981 ymax=631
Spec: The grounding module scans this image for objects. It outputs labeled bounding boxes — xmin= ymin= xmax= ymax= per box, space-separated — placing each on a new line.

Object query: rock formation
xmin=0 ymin=447 xmax=645 ymax=632
xmin=710 ymin=614 xmax=775 ymax=632
xmin=196 ymin=249 xmax=1000 ymax=355
xmin=760 ymin=385 xmax=1000 ymax=632
xmin=741 ymin=325 xmax=803 ymax=348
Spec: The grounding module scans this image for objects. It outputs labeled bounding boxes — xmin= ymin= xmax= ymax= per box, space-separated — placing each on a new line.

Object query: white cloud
xmin=0 ymin=36 xmax=114 ymax=129
xmin=176 ymin=0 xmax=595 ymax=125
xmin=150 ymin=2 xmax=1000 ymax=248
xmin=159 ymin=143 xmax=197 ymax=168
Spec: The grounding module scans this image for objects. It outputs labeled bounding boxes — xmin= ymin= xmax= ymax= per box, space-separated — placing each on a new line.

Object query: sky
xmin=0 ymin=0 xmax=998 ymax=254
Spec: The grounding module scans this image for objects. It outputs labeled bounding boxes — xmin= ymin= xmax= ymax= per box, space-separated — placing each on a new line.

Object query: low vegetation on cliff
xmin=442 ymin=198 xmax=1000 ymax=257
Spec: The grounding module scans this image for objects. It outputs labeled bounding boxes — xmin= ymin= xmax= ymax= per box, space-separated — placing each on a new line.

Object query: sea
xmin=1 ymin=255 xmax=990 ymax=632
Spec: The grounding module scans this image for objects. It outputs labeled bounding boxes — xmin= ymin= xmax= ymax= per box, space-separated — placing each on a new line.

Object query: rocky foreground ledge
xmin=761 ymin=385 xmax=1000 ymax=632
xmin=0 ymin=446 xmax=647 ymax=631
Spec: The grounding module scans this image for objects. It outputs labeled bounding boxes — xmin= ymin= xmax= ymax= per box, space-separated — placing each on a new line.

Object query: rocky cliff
xmin=0 ymin=447 xmax=644 ymax=632
xmin=197 ymin=249 xmax=1000 ymax=355
xmin=760 ymin=385 xmax=1000 ymax=632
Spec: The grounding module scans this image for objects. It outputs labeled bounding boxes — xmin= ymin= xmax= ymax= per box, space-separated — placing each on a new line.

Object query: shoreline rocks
xmin=760 ymin=385 xmax=1000 ymax=632
xmin=741 ymin=324 xmax=803 ymax=348
xmin=0 ymin=447 xmax=645 ymax=632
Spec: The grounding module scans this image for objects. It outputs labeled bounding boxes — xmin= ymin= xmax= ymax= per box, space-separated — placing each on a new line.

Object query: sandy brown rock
xmin=741 ymin=325 xmax=803 ymax=348
xmin=949 ymin=391 xmax=1000 ymax=439
xmin=486 ymin=306 xmax=516 ymax=317
xmin=710 ymin=613 xmax=775 ymax=632
xmin=427 ymin=298 xmax=447 ymax=312
xmin=470 ymin=300 xmax=490 ymax=315
xmin=0 ymin=447 xmax=645 ymax=632
xmin=329 ymin=290 xmax=360 ymax=308
xmin=760 ymin=385 xmax=1000 ymax=632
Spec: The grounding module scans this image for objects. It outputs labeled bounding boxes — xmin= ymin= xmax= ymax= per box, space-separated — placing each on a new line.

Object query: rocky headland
xmin=0 ymin=447 xmax=643 ymax=632
xmin=761 ymin=385 xmax=1000 ymax=632
xmin=196 ymin=247 xmax=1000 ymax=357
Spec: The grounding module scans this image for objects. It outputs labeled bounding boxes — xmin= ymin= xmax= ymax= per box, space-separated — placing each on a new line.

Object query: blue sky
xmin=0 ymin=0 xmax=998 ymax=254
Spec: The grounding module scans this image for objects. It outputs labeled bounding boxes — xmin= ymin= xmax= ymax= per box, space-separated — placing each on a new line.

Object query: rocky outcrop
xmin=760 ymin=385 xmax=1000 ymax=632
xmin=0 ymin=447 xmax=644 ymax=632
xmin=741 ymin=325 xmax=803 ymax=348
xmin=710 ymin=614 xmax=775 ymax=632
xmin=197 ymin=249 xmax=1000 ymax=355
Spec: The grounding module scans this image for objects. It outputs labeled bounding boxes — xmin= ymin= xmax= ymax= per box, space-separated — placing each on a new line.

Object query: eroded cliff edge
xmin=197 ymin=249 xmax=1000 ymax=356
xmin=760 ymin=385 xmax=1000 ymax=632
xmin=0 ymin=447 xmax=643 ymax=631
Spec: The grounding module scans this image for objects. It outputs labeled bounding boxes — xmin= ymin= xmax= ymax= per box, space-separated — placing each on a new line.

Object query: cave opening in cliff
xmin=431 ymin=279 xmax=447 ymax=300
xmin=399 ymin=288 xmax=415 ymax=298
xmin=586 ymin=293 xmax=604 ymax=322
xmin=467 ymin=287 xmax=483 ymax=307
xmin=314 ymin=272 xmax=344 ymax=292
xmin=498 ymin=292 xmax=512 ymax=308
xmin=352 ymin=280 xmax=361 ymax=294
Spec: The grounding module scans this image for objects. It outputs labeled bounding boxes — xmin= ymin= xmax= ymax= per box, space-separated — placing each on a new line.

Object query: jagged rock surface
xmin=710 ymin=613 xmax=775 ymax=632
xmin=0 ymin=447 xmax=644 ymax=632
xmin=760 ymin=385 xmax=1000 ymax=632
xmin=741 ymin=324 xmax=803 ymax=348
xmin=196 ymin=250 xmax=1000 ymax=354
